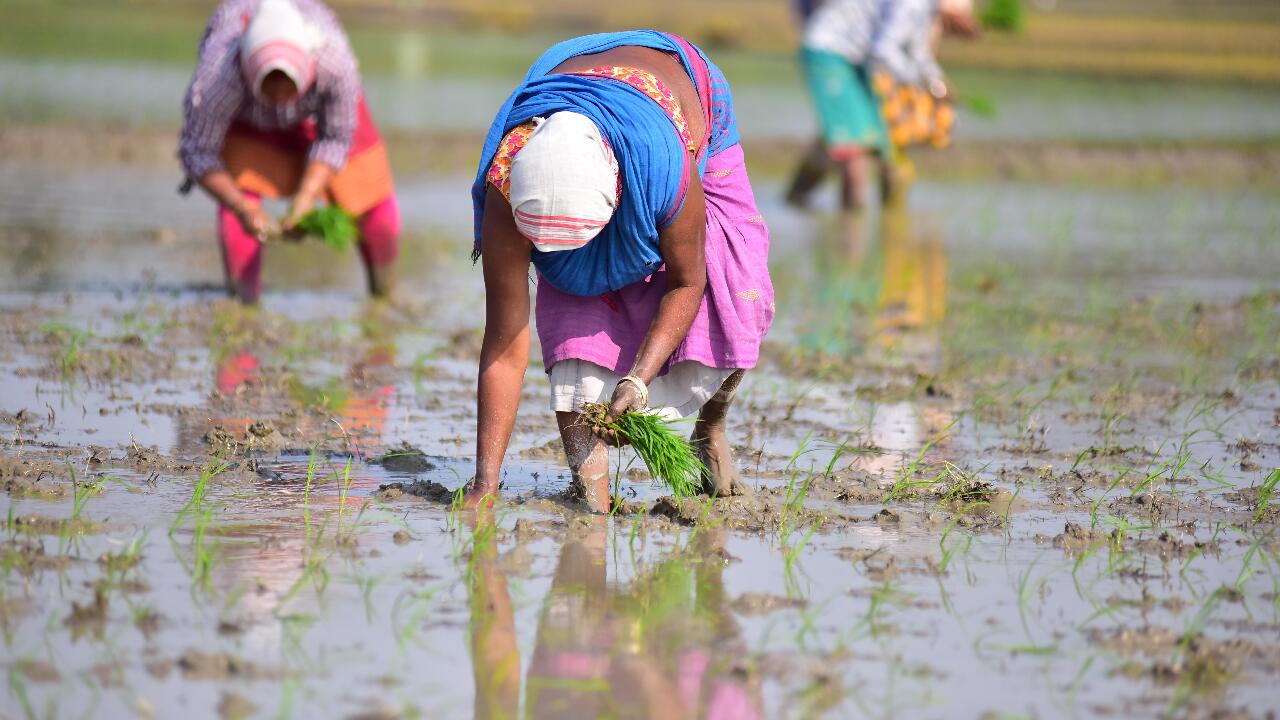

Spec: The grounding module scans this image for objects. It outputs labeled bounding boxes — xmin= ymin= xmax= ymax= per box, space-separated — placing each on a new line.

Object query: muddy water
xmin=8 ymin=54 xmax=1280 ymax=142
xmin=3 ymin=158 xmax=1278 ymax=718
xmin=4 ymin=11 xmax=1280 ymax=716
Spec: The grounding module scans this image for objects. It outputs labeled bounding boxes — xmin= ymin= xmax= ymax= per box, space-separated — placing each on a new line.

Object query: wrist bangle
xmin=619 ymin=374 xmax=649 ymax=409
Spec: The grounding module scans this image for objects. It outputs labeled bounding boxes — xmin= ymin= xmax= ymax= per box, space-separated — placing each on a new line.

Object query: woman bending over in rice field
xmin=466 ymin=31 xmax=775 ymax=512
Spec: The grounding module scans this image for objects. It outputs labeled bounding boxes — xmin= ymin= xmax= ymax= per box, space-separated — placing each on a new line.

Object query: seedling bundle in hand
xmin=293 ymin=206 xmax=359 ymax=251
xmin=582 ymin=403 xmax=705 ymax=498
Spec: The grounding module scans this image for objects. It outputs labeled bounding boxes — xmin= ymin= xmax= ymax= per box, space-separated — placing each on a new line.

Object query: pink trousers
xmin=217 ymin=193 xmax=401 ymax=301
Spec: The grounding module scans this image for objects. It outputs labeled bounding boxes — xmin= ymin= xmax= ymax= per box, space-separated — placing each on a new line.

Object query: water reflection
xmin=800 ymin=206 xmax=952 ymax=478
xmin=468 ymin=518 xmax=760 ymax=719
xmin=176 ymin=312 xmax=398 ymax=454
xmin=799 ymin=205 xmax=947 ymax=362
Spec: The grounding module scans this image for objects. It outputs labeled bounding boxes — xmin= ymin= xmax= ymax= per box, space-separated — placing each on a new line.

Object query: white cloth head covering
xmin=240 ymin=0 xmax=326 ymax=101
xmin=509 ymin=111 xmax=620 ymax=252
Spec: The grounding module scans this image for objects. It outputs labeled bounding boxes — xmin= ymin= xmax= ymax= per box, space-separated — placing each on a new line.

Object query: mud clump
xmin=178 ymin=649 xmax=277 ymax=681
xmin=730 ymin=592 xmax=808 ymax=616
xmin=1049 ymin=522 xmax=1110 ymax=553
xmin=519 ymin=438 xmax=568 ymax=464
xmin=203 ymin=426 xmax=240 ymax=453
xmin=647 ymin=491 xmax=830 ymax=533
xmin=64 ymin=584 xmax=109 ymax=639
xmin=375 ymin=480 xmax=453 ymax=503
xmin=218 ymin=692 xmax=257 ymax=720
xmin=13 ymin=659 xmax=61 ymax=684
xmin=1 ymin=539 xmax=74 ymax=575
xmin=11 ymin=513 xmax=102 ymax=537
xmin=4 ymin=474 xmax=68 ymax=500
xmin=0 ymin=455 xmax=67 ymax=499
xmin=379 ymin=444 xmax=437 ymax=473
xmin=127 ymin=443 xmax=191 ymax=472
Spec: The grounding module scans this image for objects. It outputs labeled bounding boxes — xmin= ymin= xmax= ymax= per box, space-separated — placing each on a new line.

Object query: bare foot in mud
xmin=460 ymin=482 xmax=499 ymax=511
xmin=693 ymin=428 xmax=751 ymax=498
xmin=566 ymin=472 xmax=611 ymax=514
xmin=557 ymin=411 xmax=612 ymax=514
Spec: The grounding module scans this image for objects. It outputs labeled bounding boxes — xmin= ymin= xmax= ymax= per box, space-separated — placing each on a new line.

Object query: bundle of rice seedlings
xmin=582 ymin=403 xmax=704 ymax=498
xmin=294 ymin=206 xmax=359 ymax=251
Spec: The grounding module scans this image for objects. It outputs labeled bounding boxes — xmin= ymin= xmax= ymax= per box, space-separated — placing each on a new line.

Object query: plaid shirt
xmin=179 ymin=0 xmax=361 ymax=180
xmin=803 ymin=0 xmax=942 ymax=86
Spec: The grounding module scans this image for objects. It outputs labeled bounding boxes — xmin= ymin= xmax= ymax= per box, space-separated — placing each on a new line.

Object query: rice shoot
xmin=583 ymin=403 xmax=705 ymax=498
xmin=294 ymin=206 xmax=359 ymax=251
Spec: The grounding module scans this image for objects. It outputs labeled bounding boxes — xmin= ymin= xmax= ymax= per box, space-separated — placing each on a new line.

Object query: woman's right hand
xmin=236 ymin=201 xmax=280 ymax=242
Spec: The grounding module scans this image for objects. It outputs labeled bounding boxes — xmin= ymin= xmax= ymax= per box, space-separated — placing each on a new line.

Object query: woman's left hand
xmin=593 ymin=380 xmax=646 ymax=446
xmin=282 ymin=193 xmax=316 ymax=237
xmin=605 ymin=379 xmax=646 ymax=421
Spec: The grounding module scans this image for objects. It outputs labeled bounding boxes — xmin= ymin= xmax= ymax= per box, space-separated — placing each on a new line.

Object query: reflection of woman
xmin=467 ymin=32 xmax=774 ymax=512
xmin=467 ymin=518 xmax=760 ymax=719
xmin=179 ymin=0 xmax=399 ymax=304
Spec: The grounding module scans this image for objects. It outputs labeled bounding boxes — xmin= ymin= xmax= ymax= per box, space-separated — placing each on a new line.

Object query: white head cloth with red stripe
xmin=509 ymin=112 xmax=620 ymax=253
xmin=240 ymin=0 xmax=326 ymax=101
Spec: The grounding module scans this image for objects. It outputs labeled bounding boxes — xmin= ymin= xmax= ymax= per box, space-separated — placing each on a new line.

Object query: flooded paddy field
xmin=3 ymin=4 xmax=1280 ymax=719
xmin=3 ymin=172 xmax=1277 ymax=718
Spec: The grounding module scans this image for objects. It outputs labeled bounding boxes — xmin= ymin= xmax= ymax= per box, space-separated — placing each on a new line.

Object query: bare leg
xmin=692 ymin=370 xmax=750 ymax=497
xmin=878 ymin=146 xmax=912 ymax=208
xmin=365 ymin=263 xmax=397 ymax=299
xmin=839 ymin=151 xmax=868 ymax=211
xmin=556 ymin=412 xmax=611 ymax=513
xmin=784 ymin=140 xmax=831 ymax=208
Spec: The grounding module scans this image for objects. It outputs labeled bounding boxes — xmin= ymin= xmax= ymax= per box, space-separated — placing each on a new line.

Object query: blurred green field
xmin=2 ymin=0 xmax=1278 ymax=85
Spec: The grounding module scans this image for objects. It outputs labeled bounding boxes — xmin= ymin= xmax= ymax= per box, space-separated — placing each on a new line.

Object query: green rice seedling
xmin=67 ymin=464 xmax=104 ymax=522
xmin=793 ymin=598 xmax=828 ymax=650
xmin=276 ymin=540 xmax=330 ymax=615
xmin=392 ymin=588 xmax=439 ymax=654
xmin=628 ymin=504 xmax=649 ymax=564
xmin=337 ymin=458 xmax=354 ymax=525
xmin=851 ymin=579 xmax=902 ymax=640
xmin=782 ymin=522 xmax=818 ymax=599
xmin=779 ymin=471 xmax=814 ymax=540
xmin=784 ymin=431 xmax=815 ymax=472
xmin=581 ymin=403 xmax=704 ymax=498
xmin=1235 ymin=535 xmax=1266 ymax=590
xmin=6 ymin=664 xmax=39 ymax=720
xmin=336 ymin=501 xmax=372 ymax=549
xmin=293 ymin=206 xmax=359 ymax=251
xmin=937 ymin=517 xmax=973 ymax=573
xmin=448 ymin=483 xmax=467 ymax=531
xmin=882 ymin=418 xmax=958 ymax=503
xmin=303 ymin=449 xmax=318 ymax=541
xmin=353 ymin=573 xmax=380 ymax=623
xmin=170 ymin=454 xmax=229 ymax=535
xmin=100 ymin=532 xmax=147 ymax=579
xmin=1180 ymin=521 xmax=1223 ymax=586
xmin=40 ymin=322 xmax=91 ymax=387
xmin=1089 ymin=469 xmax=1131 ymax=529
xmin=1254 ymin=468 xmax=1279 ymax=523
xmin=190 ymin=504 xmax=217 ymax=593
xmin=1015 ymin=560 xmax=1040 ymax=637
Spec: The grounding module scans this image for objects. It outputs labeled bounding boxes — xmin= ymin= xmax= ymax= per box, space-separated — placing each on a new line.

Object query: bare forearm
xmin=475 ymin=338 xmax=529 ymax=486
xmin=198 ymin=170 xmax=251 ymax=213
xmin=296 ymin=160 xmax=336 ymax=204
xmin=628 ymin=283 xmax=705 ymax=382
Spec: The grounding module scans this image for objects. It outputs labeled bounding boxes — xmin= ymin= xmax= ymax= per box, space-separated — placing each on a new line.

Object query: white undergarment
xmin=548 ymin=359 xmax=737 ymax=420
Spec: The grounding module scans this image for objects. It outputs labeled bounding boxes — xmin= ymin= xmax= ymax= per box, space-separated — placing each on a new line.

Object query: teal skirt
xmin=801 ymin=47 xmax=889 ymax=157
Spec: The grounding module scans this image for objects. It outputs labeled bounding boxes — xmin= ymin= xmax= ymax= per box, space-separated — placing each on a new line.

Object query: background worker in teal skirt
xmin=787 ymin=0 xmax=978 ymax=210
